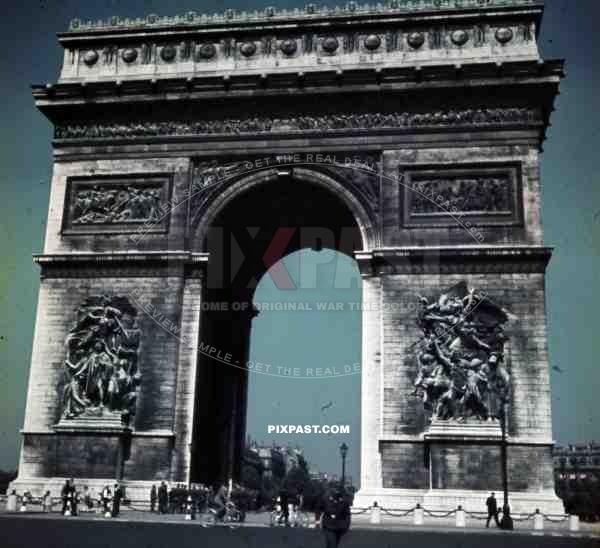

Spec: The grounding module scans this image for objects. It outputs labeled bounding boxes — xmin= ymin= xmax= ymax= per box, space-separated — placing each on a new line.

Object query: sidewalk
xmin=2 ymin=503 xmax=599 ymax=538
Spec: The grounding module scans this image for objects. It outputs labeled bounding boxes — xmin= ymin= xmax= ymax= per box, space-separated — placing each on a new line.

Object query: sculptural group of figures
xmin=62 ymin=295 xmax=141 ymax=424
xmin=54 ymin=108 xmax=537 ymax=139
xmin=411 ymin=177 xmax=512 ymax=214
xmin=412 ymin=282 xmax=512 ymax=422
xmin=72 ymin=186 xmax=161 ymax=224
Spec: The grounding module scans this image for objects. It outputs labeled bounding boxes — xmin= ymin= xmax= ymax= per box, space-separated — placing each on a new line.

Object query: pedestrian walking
xmin=278 ymin=488 xmax=290 ymax=526
xmin=69 ymin=479 xmax=78 ymax=516
xmin=82 ymin=486 xmax=94 ymax=512
xmin=320 ymin=489 xmax=351 ymax=548
xmin=112 ymin=483 xmax=122 ymax=517
xmin=42 ymin=490 xmax=52 ymax=513
xmin=101 ymin=485 xmax=112 ymax=516
xmin=61 ymin=479 xmax=77 ymax=515
xmin=486 ymin=492 xmax=500 ymax=528
xmin=150 ymin=484 xmax=157 ymax=512
xmin=158 ymin=481 xmax=168 ymax=514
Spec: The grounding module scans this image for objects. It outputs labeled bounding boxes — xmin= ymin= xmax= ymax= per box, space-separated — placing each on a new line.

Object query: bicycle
xmin=207 ymin=501 xmax=244 ymax=525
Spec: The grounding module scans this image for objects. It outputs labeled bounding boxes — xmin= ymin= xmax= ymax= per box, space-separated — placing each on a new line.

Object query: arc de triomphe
xmin=13 ymin=0 xmax=564 ymax=512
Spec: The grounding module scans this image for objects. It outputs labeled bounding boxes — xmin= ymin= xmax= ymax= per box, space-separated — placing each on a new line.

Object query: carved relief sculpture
xmin=410 ymin=176 xmax=512 ymax=215
xmin=62 ymin=295 xmax=142 ymax=425
xmin=71 ymin=185 xmax=162 ymax=224
xmin=412 ymin=282 xmax=512 ymax=423
xmin=54 ymin=108 xmax=541 ymax=139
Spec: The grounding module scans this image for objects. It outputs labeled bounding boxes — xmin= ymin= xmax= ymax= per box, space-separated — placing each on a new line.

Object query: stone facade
xmin=14 ymin=1 xmax=564 ymax=512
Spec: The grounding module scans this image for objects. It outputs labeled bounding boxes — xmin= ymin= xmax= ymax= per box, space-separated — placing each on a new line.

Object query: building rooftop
xmin=65 ymin=0 xmax=544 ymax=34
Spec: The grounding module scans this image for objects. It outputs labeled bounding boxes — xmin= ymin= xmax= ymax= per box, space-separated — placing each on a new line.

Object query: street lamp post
xmin=340 ymin=443 xmax=348 ymax=488
xmin=499 ymin=400 xmax=514 ymax=530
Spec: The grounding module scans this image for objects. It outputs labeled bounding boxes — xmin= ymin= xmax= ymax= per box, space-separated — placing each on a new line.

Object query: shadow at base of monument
xmin=0 ymin=516 xmax=596 ymax=548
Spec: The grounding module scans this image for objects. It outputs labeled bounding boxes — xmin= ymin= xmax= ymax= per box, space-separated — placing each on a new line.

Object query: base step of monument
xmin=353 ymin=489 xmax=565 ymax=515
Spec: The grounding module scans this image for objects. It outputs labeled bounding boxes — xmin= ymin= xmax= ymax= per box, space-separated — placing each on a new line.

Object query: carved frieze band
xmin=400 ymin=163 xmax=523 ymax=228
xmin=55 ymin=108 xmax=541 ymax=140
xmin=62 ymin=175 xmax=172 ymax=234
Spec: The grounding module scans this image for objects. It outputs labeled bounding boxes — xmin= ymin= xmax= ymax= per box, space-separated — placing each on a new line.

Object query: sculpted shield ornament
xmin=322 ymin=36 xmax=339 ymax=53
xmin=495 ymin=27 xmax=514 ymax=44
xmin=160 ymin=44 xmax=177 ymax=62
xmin=240 ymin=42 xmax=257 ymax=57
xmin=83 ymin=50 xmax=99 ymax=66
xmin=121 ymin=48 xmax=138 ymax=63
xmin=197 ymin=43 xmax=217 ymax=59
xmin=280 ymin=39 xmax=298 ymax=56
xmin=407 ymin=32 xmax=425 ymax=49
xmin=364 ymin=34 xmax=382 ymax=51
xmin=451 ymin=30 xmax=469 ymax=46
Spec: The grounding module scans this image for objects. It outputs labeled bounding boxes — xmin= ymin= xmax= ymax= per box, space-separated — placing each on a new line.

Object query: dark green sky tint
xmin=0 ymin=0 xmax=599 ymax=484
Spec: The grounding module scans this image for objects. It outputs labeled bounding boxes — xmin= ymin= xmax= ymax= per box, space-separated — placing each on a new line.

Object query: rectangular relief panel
xmin=400 ymin=163 xmax=523 ymax=228
xmin=62 ymin=174 xmax=172 ymax=234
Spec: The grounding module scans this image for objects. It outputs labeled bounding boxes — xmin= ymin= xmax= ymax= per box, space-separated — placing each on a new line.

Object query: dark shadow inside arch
xmin=190 ymin=173 xmax=363 ymax=485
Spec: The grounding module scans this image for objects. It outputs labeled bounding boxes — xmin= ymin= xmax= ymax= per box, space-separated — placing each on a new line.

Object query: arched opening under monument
xmin=190 ymin=171 xmax=364 ymax=486
xmin=245 ymin=249 xmax=362 ymax=485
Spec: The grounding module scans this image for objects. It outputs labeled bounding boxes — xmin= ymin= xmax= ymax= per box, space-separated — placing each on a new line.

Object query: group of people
xmin=59 ymin=478 xmax=124 ymax=517
xmin=150 ymin=482 xmax=215 ymax=515
xmin=146 ymin=480 xmax=351 ymax=546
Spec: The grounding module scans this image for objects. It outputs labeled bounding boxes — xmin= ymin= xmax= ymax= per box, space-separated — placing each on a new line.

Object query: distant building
xmin=246 ymin=440 xmax=304 ymax=479
xmin=553 ymin=443 xmax=600 ymax=519
xmin=554 ymin=443 xmax=600 ymax=482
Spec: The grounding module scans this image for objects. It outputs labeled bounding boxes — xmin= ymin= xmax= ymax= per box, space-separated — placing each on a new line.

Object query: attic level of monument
xmin=52 ymin=1 xmax=546 ymax=86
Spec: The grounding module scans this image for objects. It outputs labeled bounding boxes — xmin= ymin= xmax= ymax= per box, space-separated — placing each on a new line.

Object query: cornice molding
xmin=355 ymin=245 xmax=553 ymax=275
xmin=34 ymin=59 xmax=565 ymax=109
xmin=62 ymin=1 xmax=544 ymax=38
xmin=34 ymin=252 xmax=210 ymax=278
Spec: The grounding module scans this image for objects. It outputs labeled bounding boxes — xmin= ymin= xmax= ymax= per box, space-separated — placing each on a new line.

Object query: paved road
xmin=1 ymin=512 xmax=598 ymax=548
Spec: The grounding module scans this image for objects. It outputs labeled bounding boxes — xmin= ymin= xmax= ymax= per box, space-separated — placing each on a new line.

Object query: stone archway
xmin=188 ymin=165 xmax=373 ymax=486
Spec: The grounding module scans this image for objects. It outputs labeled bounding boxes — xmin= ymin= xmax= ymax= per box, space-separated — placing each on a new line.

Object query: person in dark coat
xmin=486 ymin=492 xmax=500 ymax=527
xmin=158 ymin=482 xmax=168 ymax=514
xmin=278 ymin=488 xmax=290 ymax=526
xmin=112 ymin=483 xmax=122 ymax=517
xmin=71 ymin=479 xmax=78 ymax=516
xmin=61 ymin=479 xmax=78 ymax=516
xmin=61 ymin=479 xmax=71 ymax=515
xmin=150 ymin=485 xmax=157 ymax=512
xmin=320 ymin=489 xmax=351 ymax=548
